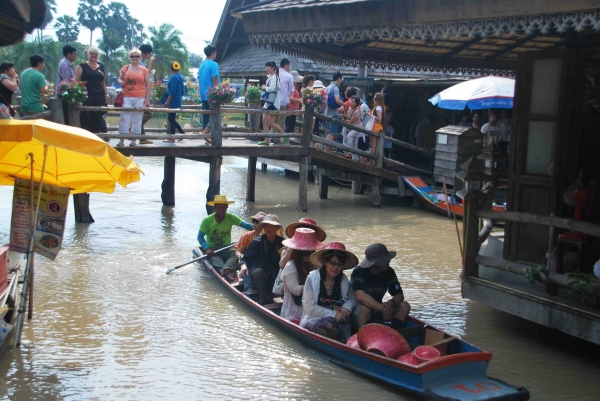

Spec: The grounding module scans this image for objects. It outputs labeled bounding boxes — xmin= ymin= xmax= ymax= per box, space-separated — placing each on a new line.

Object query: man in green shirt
xmin=198 ymin=195 xmax=253 ymax=281
xmin=20 ymin=54 xmax=48 ymax=115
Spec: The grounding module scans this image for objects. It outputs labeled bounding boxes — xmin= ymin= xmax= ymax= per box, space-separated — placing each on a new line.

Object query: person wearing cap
xmin=242 ymin=215 xmax=285 ymax=305
xmin=235 ymin=212 xmax=267 ymax=290
xmin=163 ymin=61 xmax=185 ymax=142
xmin=280 ymin=228 xmax=325 ymax=323
xmin=285 ymin=70 xmax=303 ymax=136
xmin=351 ymin=243 xmax=410 ymax=330
xmin=301 ymin=243 xmax=358 ymax=341
xmin=198 ymin=195 xmax=254 ymax=282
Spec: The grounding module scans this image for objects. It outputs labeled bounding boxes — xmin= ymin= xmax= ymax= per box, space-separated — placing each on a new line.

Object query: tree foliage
xmin=54 ymin=15 xmax=80 ymax=43
xmin=188 ymin=53 xmax=204 ymax=68
xmin=148 ymin=24 xmax=189 ymax=81
xmin=77 ymin=0 xmax=105 ymax=45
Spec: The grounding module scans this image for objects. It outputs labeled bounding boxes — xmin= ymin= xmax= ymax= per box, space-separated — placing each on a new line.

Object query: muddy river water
xmin=0 ymin=154 xmax=598 ymax=400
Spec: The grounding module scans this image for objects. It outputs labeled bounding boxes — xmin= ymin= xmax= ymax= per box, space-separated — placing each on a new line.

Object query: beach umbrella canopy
xmin=429 ymin=77 xmax=515 ymax=110
xmin=0 ymin=119 xmax=143 ymax=193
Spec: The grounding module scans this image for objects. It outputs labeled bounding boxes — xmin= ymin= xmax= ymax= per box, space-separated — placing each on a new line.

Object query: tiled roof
xmin=234 ymin=0 xmax=367 ymax=15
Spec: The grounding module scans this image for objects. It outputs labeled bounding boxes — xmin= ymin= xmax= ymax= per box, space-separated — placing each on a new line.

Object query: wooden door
xmin=505 ymin=49 xmax=583 ymax=263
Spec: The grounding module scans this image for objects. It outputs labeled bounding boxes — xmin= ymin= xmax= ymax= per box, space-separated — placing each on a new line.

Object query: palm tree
xmin=54 ymin=15 xmax=80 ymax=43
xmin=148 ymin=23 xmax=189 ymax=81
xmin=38 ymin=0 xmax=57 ymax=42
xmin=77 ymin=0 xmax=104 ymax=45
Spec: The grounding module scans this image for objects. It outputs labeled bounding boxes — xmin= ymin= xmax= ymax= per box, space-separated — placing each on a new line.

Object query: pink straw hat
xmin=309 ymin=241 xmax=359 ymax=270
xmin=282 ymin=228 xmax=325 ymax=251
xmin=285 ymin=217 xmax=326 ymax=241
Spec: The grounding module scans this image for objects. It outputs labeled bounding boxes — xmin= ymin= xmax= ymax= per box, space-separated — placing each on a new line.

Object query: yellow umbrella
xmin=0 ymin=118 xmax=143 ymax=348
xmin=0 ymin=119 xmax=142 ymax=193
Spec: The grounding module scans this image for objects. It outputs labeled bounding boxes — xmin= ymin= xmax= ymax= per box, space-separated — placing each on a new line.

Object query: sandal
xmin=129 ymin=141 xmax=138 ymax=147
xmin=116 ymin=141 xmax=125 ymax=147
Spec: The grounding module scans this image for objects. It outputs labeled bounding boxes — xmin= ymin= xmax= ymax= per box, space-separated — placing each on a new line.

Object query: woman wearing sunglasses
xmin=300 ymin=242 xmax=359 ymax=341
xmin=117 ymin=48 xmax=151 ymax=146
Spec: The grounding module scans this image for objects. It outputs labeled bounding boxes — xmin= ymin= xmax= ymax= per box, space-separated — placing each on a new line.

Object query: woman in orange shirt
xmin=117 ymin=48 xmax=151 ymax=146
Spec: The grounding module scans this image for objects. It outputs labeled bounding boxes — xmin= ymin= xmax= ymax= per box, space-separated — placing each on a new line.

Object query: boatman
xmin=351 ymin=243 xmax=411 ymax=330
xmin=198 ymin=195 xmax=254 ymax=282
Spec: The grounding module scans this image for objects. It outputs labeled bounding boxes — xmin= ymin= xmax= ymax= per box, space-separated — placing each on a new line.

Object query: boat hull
xmin=192 ymin=247 xmax=528 ymax=400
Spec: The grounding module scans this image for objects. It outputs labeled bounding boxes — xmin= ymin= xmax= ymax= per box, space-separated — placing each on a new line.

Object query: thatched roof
xmin=0 ymin=0 xmax=46 ymax=47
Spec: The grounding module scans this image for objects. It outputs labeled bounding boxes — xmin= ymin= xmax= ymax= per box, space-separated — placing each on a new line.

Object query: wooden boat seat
xmin=263 ymin=303 xmax=282 ymax=311
xmin=242 ymin=289 xmax=258 ymax=299
xmin=273 ymin=297 xmax=283 ymax=304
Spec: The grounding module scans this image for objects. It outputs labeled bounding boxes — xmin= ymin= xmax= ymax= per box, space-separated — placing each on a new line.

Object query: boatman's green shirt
xmin=199 ymin=213 xmax=243 ymax=248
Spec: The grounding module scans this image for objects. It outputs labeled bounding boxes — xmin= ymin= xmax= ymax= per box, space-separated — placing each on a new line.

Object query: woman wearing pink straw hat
xmin=300 ymin=242 xmax=359 ymax=341
xmin=279 ymin=217 xmax=327 ymax=269
xmin=280 ymin=228 xmax=325 ymax=323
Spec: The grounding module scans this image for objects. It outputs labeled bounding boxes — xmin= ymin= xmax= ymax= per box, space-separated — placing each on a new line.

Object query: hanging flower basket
xmin=57 ymin=79 xmax=88 ymax=106
xmin=207 ymin=83 xmax=237 ymax=106
xmin=301 ymin=87 xmax=327 ymax=109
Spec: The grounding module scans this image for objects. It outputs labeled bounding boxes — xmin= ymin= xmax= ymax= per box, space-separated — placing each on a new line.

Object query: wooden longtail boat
xmin=0 ymin=249 xmax=23 ymax=355
xmin=192 ymin=247 xmax=529 ymax=400
xmin=402 ymin=176 xmax=506 ymax=219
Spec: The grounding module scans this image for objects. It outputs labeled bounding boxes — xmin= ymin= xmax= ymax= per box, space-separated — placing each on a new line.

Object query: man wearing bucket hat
xmin=351 ymin=243 xmax=411 ymax=330
xmin=242 ymin=214 xmax=285 ymax=305
xmin=198 ymin=195 xmax=254 ymax=282
xmin=235 ymin=212 xmax=266 ymax=290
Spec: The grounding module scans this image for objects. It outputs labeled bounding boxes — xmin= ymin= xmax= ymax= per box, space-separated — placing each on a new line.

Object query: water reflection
xmin=0 ymin=156 xmax=597 ymax=400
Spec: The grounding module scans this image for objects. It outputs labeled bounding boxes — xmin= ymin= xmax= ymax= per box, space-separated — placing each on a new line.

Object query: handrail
xmin=475 ymin=255 xmax=571 ymax=289
xmin=383 ymin=157 xmax=432 ymax=176
xmin=311 ymin=135 xmax=376 ymax=160
xmin=79 ymin=105 xmax=303 ymax=116
xmin=477 ymin=210 xmax=600 ymax=238
xmin=385 ymin=136 xmax=434 ymax=156
xmin=314 ymin=111 xmax=380 ymax=138
xmin=18 ymin=110 xmax=52 ymax=120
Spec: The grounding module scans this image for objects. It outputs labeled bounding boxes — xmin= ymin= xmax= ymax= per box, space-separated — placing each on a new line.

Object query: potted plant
xmin=246 ymin=86 xmax=261 ymax=106
xmin=522 ymin=266 xmax=558 ymax=296
xmin=207 ymin=83 xmax=237 ymax=106
xmin=565 ymin=269 xmax=600 ymax=308
xmin=301 ymin=87 xmax=327 ymax=109
xmin=57 ymin=79 xmax=88 ymax=107
xmin=151 ymin=82 xmax=168 ymax=105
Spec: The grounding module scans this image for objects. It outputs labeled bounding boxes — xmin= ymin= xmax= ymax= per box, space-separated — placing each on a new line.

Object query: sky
xmin=47 ymin=0 xmax=228 ymax=55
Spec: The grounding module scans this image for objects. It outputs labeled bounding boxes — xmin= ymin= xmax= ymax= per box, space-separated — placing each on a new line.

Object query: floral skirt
xmin=305 ymin=316 xmax=346 ymax=341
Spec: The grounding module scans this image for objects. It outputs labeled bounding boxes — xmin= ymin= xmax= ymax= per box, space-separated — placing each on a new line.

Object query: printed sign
xmin=9 ymin=178 xmax=70 ymax=261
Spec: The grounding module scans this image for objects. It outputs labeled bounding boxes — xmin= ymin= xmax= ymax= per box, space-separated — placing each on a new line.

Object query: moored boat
xmin=0 ymin=247 xmax=24 ymax=355
xmin=192 ymin=246 xmax=529 ymax=400
xmin=402 ymin=176 xmax=506 ymax=219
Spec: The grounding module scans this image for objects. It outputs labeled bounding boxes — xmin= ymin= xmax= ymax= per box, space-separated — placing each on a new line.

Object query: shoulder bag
xmin=114 ymin=65 xmax=130 ymax=107
xmin=260 ymin=75 xmax=279 ymax=104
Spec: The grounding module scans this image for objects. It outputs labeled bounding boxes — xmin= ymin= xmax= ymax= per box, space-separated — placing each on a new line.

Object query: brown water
xmin=0 ymin=155 xmax=598 ymax=400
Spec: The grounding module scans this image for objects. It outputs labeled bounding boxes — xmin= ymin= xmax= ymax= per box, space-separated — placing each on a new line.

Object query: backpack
xmin=326 ymin=84 xmax=339 ymax=109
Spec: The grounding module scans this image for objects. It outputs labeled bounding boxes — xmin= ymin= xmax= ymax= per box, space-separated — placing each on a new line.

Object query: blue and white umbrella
xmin=429 ymin=77 xmax=515 ymax=110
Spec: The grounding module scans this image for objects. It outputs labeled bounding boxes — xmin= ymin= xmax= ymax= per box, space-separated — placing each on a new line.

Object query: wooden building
xmin=433 ymin=126 xmax=483 ymax=192
xmin=0 ymin=0 xmax=46 ymax=46
xmin=232 ymin=0 xmax=600 ymax=344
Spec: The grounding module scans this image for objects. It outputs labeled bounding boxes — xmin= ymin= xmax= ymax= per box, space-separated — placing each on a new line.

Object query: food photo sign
xmin=10 ymin=178 xmax=70 ymax=260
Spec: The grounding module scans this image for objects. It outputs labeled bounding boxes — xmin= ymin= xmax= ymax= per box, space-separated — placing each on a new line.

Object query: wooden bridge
xmin=44 ymin=99 xmax=434 ymax=221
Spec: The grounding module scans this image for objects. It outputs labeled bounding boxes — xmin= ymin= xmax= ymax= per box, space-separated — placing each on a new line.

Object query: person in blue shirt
xmin=198 ymin=44 xmax=220 ymax=135
xmin=163 ymin=61 xmax=185 ymax=142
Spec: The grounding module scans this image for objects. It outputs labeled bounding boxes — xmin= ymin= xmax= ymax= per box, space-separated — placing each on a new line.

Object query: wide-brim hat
xmin=256 ymin=214 xmax=283 ymax=236
xmin=285 ymin=217 xmax=326 ymax=242
xmin=248 ymin=212 xmax=266 ymax=223
xmin=357 ymin=324 xmax=411 ymax=359
xmin=312 ymin=80 xmax=325 ymax=89
xmin=282 ymin=228 xmax=325 ymax=251
xmin=207 ymin=194 xmax=235 ymax=206
xmin=359 ymin=243 xmax=396 ymax=268
xmin=290 ymin=70 xmax=304 ymax=83
xmin=310 ymin=242 xmax=358 ymax=270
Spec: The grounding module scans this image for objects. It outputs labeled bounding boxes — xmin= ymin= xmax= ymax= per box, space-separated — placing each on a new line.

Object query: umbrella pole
xmin=28 ymin=155 xmax=35 ymax=320
xmin=14 ymin=145 xmax=48 ymax=348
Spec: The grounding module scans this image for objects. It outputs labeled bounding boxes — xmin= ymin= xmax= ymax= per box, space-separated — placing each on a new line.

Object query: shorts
xmin=327 ymin=114 xmax=341 ymax=135
xmin=265 ymin=104 xmax=277 ymax=111
xmin=357 ymin=136 xmax=369 ymax=151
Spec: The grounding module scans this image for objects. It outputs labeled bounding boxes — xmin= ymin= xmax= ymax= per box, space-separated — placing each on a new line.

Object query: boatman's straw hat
xmin=207 ymin=194 xmax=235 ymax=206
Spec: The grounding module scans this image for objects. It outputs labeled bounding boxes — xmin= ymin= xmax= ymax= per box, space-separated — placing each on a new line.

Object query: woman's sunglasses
xmin=327 ymin=260 xmax=344 ymax=268
xmin=130 ymin=55 xmax=140 ymax=59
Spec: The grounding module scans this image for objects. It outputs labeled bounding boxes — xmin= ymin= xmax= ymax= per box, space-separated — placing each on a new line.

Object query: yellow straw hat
xmin=207 ymin=194 xmax=235 ymax=206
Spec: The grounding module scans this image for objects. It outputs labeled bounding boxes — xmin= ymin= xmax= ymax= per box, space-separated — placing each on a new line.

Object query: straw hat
xmin=282 ymin=228 xmax=325 ymax=251
xmin=290 ymin=70 xmax=304 ymax=83
xmin=285 ymin=217 xmax=326 ymax=241
xmin=359 ymin=243 xmax=396 ymax=268
xmin=207 ymin=194 xmax=235 ymax=206
xmin=248 ymin=212 xmax=266 ymax=223
xmin=357 ymin=324 xmax=411 ymax=359
xmin=312 ymin=80 xmax=325 ymax=89
xmin=310 ymin=242 xmax=359 ymax=270
xmin=256 ymin=214 xmax=283 ymax=236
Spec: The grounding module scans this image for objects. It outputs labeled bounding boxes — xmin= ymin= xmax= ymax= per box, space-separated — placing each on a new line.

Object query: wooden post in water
xmin=161 ymin=157 xmax=176 ymax=206
xmin=319 ymin=172 xmax=329 ymax=199
xmin=371 ymin=131 xmax=386 ymax=208
xmin=247 ymin=156 xmax=257 ymax=202
xmin=299 ymin=156 xmax=309 ymax=212
xmin=210 ymin=103 xmax=222 ymax=148
xmin=462 ymin=195 xmax=483 ymax=279
xmin=65 ymin=104 xmax=94 ymax=223
xmin=206 ymin=157 xmax=222 ymax=215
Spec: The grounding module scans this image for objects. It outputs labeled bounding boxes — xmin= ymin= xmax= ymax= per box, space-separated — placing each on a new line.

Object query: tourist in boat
xmin=198 ymin=195 xmax=254 ymax=282
xmin=301 ymin=242 xmax=359 ymax=341
xmin=260 ymin=61 xmax=284 ymax=145
xmin=351 ymin=243 xmax=411 ymax=330
xmin=279 ymin=218 xmax=327 ymax=269
xmin=236 ymin=212 xmax=266 ymax=290
xmin=279 ymin=228 xmax=325 ymax=323
xmin=242 ymin=214 xmax=285 ymax=304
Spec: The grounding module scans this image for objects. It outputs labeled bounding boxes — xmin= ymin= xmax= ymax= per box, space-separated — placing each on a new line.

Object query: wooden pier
xmin=43 ymin=99 xmax=433 ymax=220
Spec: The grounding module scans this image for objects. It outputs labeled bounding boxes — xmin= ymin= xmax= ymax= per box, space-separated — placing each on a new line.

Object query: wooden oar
xmin=165 ymin=243 xmax=237 ymax=274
